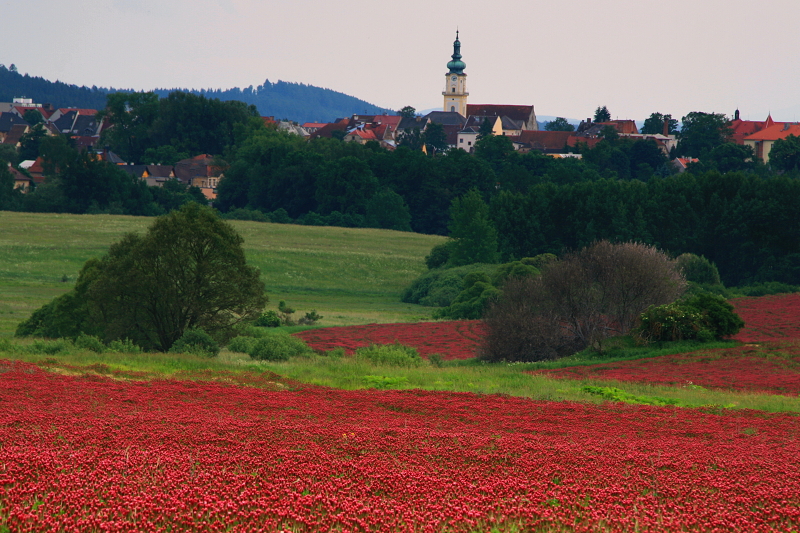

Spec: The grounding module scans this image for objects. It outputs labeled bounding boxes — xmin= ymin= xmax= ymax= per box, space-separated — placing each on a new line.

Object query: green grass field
xmin=0 ymin=211 xmax=444 ymax=337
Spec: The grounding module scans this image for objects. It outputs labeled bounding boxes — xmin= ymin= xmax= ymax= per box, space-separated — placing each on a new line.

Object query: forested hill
xmin=0 ymin=66 xmax=391 ymax=122
xmin=0 ymin=66 xmax=109 ymax=109
xmin=153 ymin=81 xmax=392 ymax=123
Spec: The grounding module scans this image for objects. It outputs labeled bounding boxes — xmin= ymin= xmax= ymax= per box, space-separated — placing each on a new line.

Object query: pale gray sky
xmin=3 ymin=0 xmax=799 ymax=122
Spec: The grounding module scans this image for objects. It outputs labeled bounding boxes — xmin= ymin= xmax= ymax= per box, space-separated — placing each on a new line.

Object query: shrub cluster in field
xmin=0 ymin=335 xmax=143 ymax=356
xmin=403 ymin=254 xmax=555 ymax=319
xmin=637 ymin=293 xmax=744 ymax=342
xmin=227 ymin=332 xmax=314 ymax=361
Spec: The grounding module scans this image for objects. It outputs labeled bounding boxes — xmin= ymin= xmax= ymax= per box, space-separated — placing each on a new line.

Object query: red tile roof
xmin=744 ymin=123 xmax=800 ymax=142
xmin=56 ymin=108 xmax=97 ymax=116
xmin=511 ymin=130 xmax=572 ymax=152
xmin=13 ymin=106 xmax=55 ymax=120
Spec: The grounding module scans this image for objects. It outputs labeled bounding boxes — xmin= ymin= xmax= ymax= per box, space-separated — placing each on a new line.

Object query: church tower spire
xmin=443 ymin=31 xmax=468 ymax=116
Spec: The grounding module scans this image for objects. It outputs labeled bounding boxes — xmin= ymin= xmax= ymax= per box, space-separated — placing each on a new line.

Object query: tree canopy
xmin=17 ymin=203 xmax=267 ymax=351
xmin=641 ymin=112 xmax=679 ymax=135
xmin=677 ymin=111 xmax=732 ymax=158
xmin=544 ymin=117 xmax=575 ymax=132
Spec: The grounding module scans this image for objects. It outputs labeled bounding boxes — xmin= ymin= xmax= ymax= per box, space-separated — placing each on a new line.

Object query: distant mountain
xmin=0 ymin=67 xmax=392 ymax=123
xmin=153 ymin=80 xmax=392 ymax=124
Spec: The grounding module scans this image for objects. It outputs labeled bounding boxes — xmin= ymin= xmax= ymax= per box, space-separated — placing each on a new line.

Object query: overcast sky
xmin=4 ymin=0 xmax=799 ymax=122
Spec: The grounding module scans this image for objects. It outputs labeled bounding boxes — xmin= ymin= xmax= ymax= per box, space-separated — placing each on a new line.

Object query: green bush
xmin=676 ymin=253 xmax=722 ymax=286
xmin=424 ymin=241 xmax=455 ymax=270
xmin=298 ymin=310 xmax=323 ymax=325
xmin=683 ymin=293 xmax=744 ymax=338
xmin=75 ymin=334 xmax=105 ymax=353
xmin=354 ymin=343 xmax=423 ymax=368
xmin=637 ymin=302 xmax=707 ymax=342
xmin=434 ymin=273 xmax=502 ymax=320
xmin=637 ymin=292 xmax=743 ymax=342
xmin=169 ymin=328 xmax=220 ymax=357
xmin=227 ymin=336 xmax=258 ymax=354
xmin=491 ymin=260 xmax=540 ymax=286
xmin=248 ymin=333 xmax=311 ymax=361
xmin=401 ymin=263 xmax=499 ymax=307
xmin=106 ymin=338 xmax=142 ymax=354
xmin=26 ymin=339 xmax=73 ymax=355
xmin=254 ymin=310 xmax=281 ymax=327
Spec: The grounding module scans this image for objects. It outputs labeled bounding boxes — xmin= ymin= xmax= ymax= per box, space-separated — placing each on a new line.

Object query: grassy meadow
xmin=0 ymin=211 xmax=444 ymax=338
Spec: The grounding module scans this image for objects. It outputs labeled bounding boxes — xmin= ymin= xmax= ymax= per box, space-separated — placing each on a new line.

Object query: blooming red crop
xmin=533 ymin=344 xmax=800 ymax=395
xmin=731 ymin=293 xmax=800 ymax=343
xmin=295 ymin=321 xmax=485 ymax=360
xmin=1 ymin=359 xmax=799 ymax=532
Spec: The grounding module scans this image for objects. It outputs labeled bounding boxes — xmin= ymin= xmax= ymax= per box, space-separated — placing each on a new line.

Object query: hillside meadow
xmin=0 ymin=211 xmax=444 ymax=338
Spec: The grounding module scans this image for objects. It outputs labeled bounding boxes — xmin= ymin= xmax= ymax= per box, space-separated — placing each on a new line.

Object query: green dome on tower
xmin=446 ymin=31 xmax=466 ymax=74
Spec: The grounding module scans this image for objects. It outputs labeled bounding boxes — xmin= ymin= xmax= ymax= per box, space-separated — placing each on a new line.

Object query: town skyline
xmin=3 ymin=0 xmax=800 ymax=123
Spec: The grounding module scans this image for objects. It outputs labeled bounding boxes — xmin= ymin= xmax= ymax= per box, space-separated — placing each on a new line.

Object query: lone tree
xmin=17 ymin=203 xmax=267 ymax=351
xmin=482 ymin=241 xmax=685 ymax=362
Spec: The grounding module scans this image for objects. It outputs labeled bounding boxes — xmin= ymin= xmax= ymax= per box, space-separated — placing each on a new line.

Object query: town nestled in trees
xmin=2 ymin=32 xmax=799 ymax=358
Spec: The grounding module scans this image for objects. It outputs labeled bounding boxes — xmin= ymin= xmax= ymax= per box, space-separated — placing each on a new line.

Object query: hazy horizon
xmin=3 ymin=0 xmax=799 ymax=123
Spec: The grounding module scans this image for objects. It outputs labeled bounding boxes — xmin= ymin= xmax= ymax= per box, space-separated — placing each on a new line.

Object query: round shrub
xmin=683 ymin=293 xmax=744 ymax=338
xmin=169 ymin=328 xmax=220 ymax=357
xmin=637 ymin=302 xmax=708 ymax=342
xmin=676 ymin=253 xmax=722 ymax=286
xmin=249 ymin=334 xmax=311 ymax=361
xmin=254 ymin=310 xmax=281 ymax=328
xmin=75 ymin=333 xmax=105 ymax=353
xmin=354 ymin=343 xmax=423 ymax=368
xmin=425 ymin=241 xmax=455 ymax=270
xmin=227 ymin=336 xmax=257 ymax=354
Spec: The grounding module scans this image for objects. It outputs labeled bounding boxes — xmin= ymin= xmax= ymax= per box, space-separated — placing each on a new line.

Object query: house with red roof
xmin=729 ymin=110 xmax=785 ymax=145
xmin=744 ymin=123 xmax=800 ymax=163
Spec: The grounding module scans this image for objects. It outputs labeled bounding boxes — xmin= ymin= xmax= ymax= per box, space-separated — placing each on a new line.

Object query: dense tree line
xmin=0 ymin=65 xmax=110 ymax=109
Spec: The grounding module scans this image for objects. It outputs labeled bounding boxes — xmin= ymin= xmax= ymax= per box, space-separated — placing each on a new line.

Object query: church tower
xmin=443 ymin=31 xmax=468 ymax=116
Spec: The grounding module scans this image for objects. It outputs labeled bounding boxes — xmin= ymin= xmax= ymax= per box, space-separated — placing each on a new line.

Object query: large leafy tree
xmin=769 ymin=134 xmax=800 ymax=172
xmin=447 ymin=189 xmax=499 ymax=266
xmin=422 ymin=122 xmax=448 ymax=155
xmin=641 ymin=112 xmax=679 ymax=135
xmin=96 ymin=91 xmax=160 ymax=164
xmin=17 ymin=203 xmax=267 ymax=351
xmin=544 ymin=117 xmax=575 ymax=132
xmin=677 ymin=111 xmax=732 ymax=158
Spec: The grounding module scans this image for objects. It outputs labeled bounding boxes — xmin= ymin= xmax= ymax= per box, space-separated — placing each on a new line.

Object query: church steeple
xmin=443 ymin=30 xmax=468 ymax=116
xmin=446 ymin=31 xmax=466 ymax=74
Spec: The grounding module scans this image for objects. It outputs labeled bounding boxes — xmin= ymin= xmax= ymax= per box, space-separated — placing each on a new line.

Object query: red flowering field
xmin=295 ymin=320 xmax=485 ymax=360
xmin=2 ymin=359 xmax=799 ymax=532
xmin=532 ymin=344 xmax=800 ymax=395
xmin=533 ymin=294 xmax=800 ymax=394
xmin=731 ymin=293 xmax=800 ymax=343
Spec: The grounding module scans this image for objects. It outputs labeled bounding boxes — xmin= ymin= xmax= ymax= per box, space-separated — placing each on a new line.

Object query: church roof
xmin=446 ymin=31 xmax=466 ymax=74
xmin=424 ymin=111 xmax=467 ymax=126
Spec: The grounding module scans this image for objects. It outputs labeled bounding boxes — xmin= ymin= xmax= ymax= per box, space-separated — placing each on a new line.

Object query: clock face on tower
xmin=451 ymin=76 xmax=457 ymax=81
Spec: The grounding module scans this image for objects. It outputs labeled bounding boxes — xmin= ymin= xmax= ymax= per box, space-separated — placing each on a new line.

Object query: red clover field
xmin=2 ymin=359 xmax=799 ymax=532
xmin=3 ymin=294 xmax=800 ymax=531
